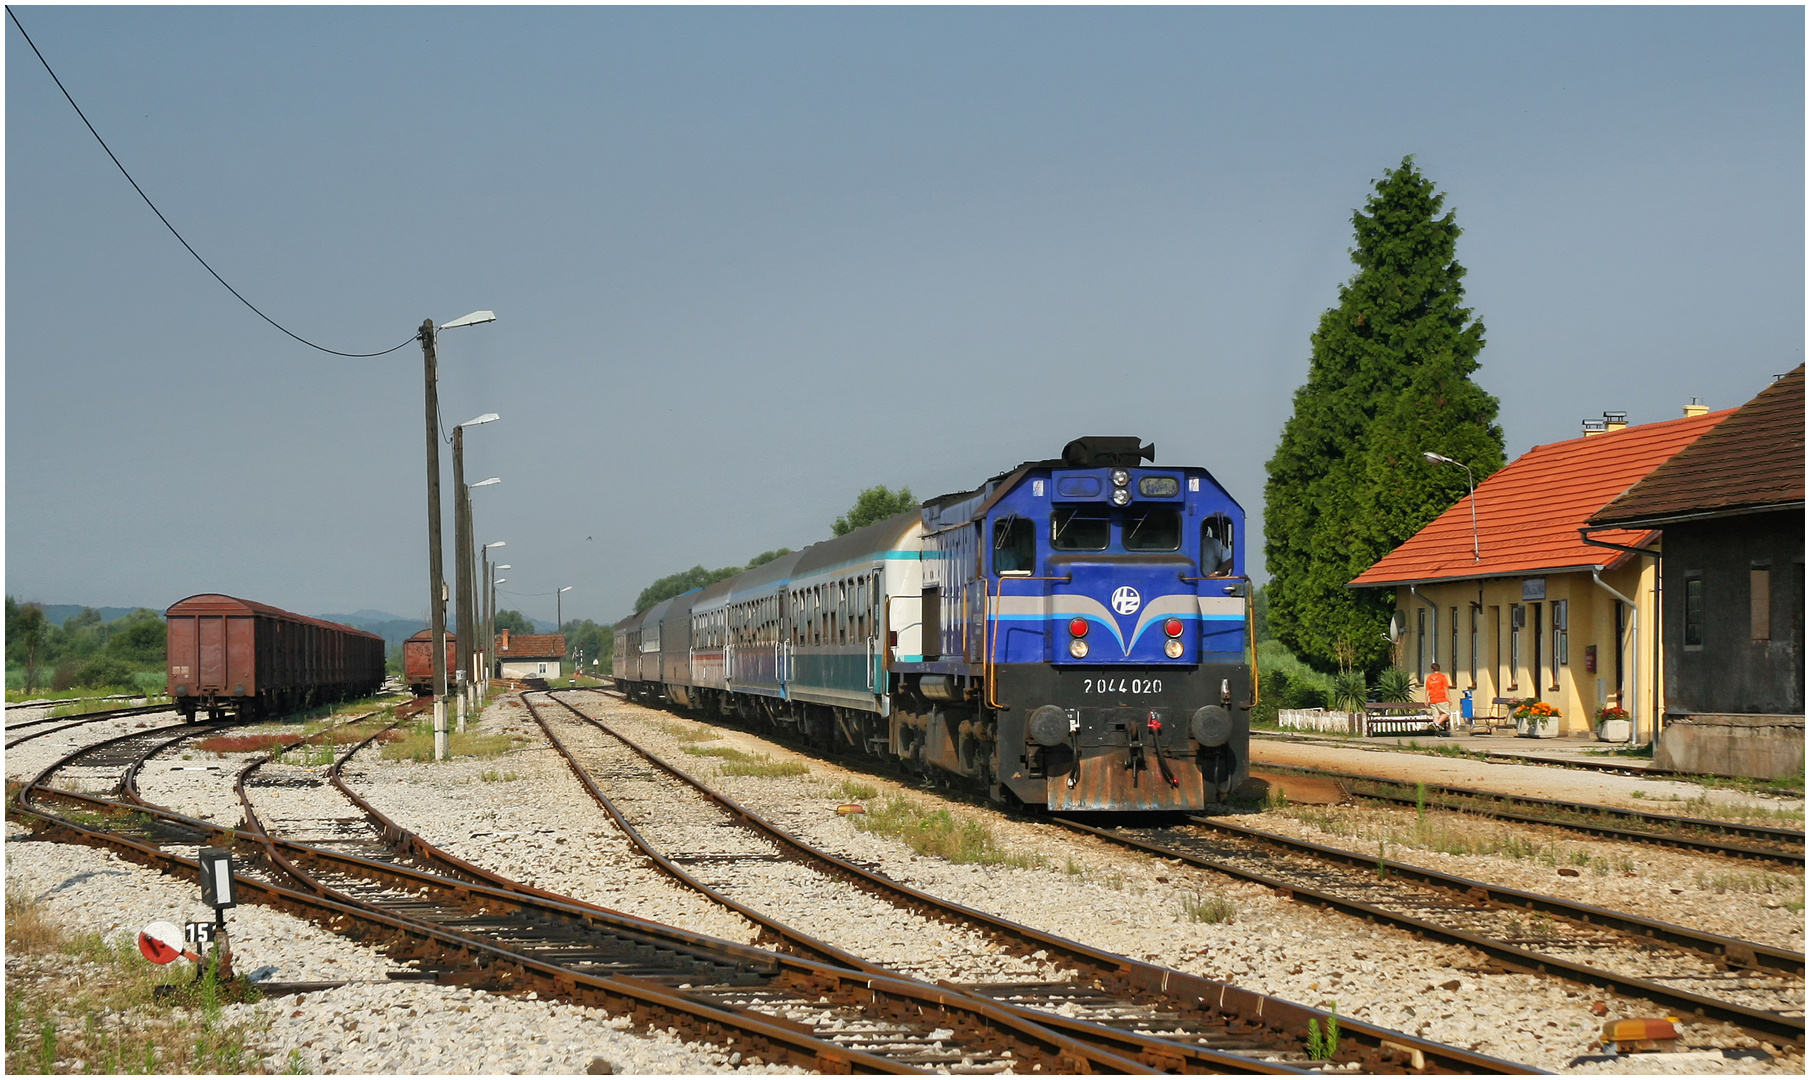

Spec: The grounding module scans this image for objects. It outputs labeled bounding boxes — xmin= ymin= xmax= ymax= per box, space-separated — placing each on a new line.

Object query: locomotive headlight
xmin=1068 ymin=618 xmax=1089 ymax=638
xmin=1110 ymin=469 xmax=1130 ymax=488
xmin=1164 ymin=638 xmax=1185 ymax=659
xmin=1068 ymin=638 xmax=1089 ymax=659
xmin=1163 ymin=618 xmax=1184 ymax=638
xmin=1109 ymin=488 xmax=1131 ymax=507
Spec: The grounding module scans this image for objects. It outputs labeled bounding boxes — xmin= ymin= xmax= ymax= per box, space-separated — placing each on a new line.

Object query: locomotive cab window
xmin=1123 ymin=508 xmax=1181 ymax=551
xmin=1201 ymin=514 xmax=1235 ymax=575
xmin=993 ymin=515 xmax=1035 ymax=574
xmin=1051 ymin=506 xmax=1110 ymax=550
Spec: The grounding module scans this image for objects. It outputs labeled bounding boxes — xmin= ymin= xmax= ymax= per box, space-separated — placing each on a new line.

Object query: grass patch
xmin=379 ymin=727 xmax=519 ymax=763
xmin=679 ymin=742 xmax=809 ymax=777
xmin=1178 ymin=891 xmax=1237 ymax=924
xmin=721 ymin=759 xmax=810 ymax=778
xmin=1277 ymin=805 xmax=1643 ymax=876
xmin=5 ymin=890 xmax=269 ymax=1074
xmin=853 ymin=795 xmax=1046 ymax=869
xmin=1589 ymin=744 xmax=1655 ymax=759
xmin=478 ymin=769 xmax=520 ymax=783
xmin=681 ymin=744 xmax=751 ymax=760
xmin=829 ymin=779 xmax=879 ymax=801
xmin=657 ymin=720 xmax=721 ymax=742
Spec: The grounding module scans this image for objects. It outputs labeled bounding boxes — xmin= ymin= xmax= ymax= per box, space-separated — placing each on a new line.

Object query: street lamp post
xmin=491 ymin=576 xmax=507 ymax=676
xmin=452 ymin=416 xmax=499 ymax=734
xmin=483 ymin=543 xmax=506 ymax=685
xmin=465 ymin=482 xmax=500 ymax=701
xmin=557 ymin=586 xmax=573 ymax=675
xmin=1424 ymin=452 xmax=1480 ymax=562
xmin=420 ymin=310 xmax=495 ymax=762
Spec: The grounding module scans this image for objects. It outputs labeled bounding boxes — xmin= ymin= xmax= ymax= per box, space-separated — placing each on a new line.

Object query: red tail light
xmin=1069 ymin=618 xmax=1089 ymax=638
xmin=1164 ymin=618 xmax=1184 ymax=638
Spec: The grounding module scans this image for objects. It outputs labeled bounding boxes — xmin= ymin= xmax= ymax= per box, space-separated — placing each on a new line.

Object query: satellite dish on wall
xmin=1388 ymin=611 xmax=1406 ymax=641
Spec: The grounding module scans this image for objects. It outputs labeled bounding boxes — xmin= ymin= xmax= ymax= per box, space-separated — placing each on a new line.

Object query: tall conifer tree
xmin=1264 ymin=158 xmax=1504 ymax=673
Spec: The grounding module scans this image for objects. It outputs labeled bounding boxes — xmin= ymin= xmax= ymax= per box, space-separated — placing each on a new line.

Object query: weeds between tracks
xmin=4 ymin=891 xmax=269 ymax=1074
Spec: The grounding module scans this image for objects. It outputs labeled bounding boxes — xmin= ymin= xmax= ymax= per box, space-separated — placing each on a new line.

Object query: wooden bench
xmin=1362 ymin=702 xmax=1441 ymax=737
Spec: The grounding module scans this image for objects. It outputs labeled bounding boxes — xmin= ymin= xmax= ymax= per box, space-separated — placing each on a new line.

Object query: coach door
xmin=866 ymin=567 xmax=885 ymax=694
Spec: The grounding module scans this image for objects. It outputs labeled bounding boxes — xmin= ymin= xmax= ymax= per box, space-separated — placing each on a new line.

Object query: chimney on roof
xmin=501 ymin=628 xmax=510 ymax=651
xmin=1581 ymin=418 xmax=1608 ymax=437
xmin=1602 ymin=411 xmax=1629 ymax=434
xmin=1682 ymin=397 xmax=1708 ymax=418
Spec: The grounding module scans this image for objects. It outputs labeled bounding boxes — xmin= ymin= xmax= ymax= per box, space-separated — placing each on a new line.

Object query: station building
xmin=1587 ymin=367 xmax=1803 ymax=778
xmin=495 ymin=629 xmax=567 ymax=680
xmin=1350 ymin=405 xmax=1732 ymax=741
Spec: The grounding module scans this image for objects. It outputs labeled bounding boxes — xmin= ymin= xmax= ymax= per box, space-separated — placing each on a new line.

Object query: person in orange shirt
xmin=1424 ymin=663 xmax=1453 ymax=735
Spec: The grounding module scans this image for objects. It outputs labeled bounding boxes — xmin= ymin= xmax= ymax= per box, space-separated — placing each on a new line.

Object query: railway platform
xmin=1249 ymin=728 xmax=1804 ymax=818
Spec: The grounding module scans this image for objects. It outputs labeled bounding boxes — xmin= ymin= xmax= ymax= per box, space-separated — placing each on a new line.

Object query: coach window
xmin=993 ymin=515 xmax=1035 ymax=574
xmin=1125 ymin=508 xmax=1181 ymax=551
xmin=1201 ymin=514 xmax=1235 ymax=575
xmin=1051 ymin=507 xmax=1110 ymax=551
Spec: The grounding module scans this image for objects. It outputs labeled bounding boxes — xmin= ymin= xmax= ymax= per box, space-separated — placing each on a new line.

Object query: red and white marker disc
xmin=138 ymin=921 xmax=184 ymax=964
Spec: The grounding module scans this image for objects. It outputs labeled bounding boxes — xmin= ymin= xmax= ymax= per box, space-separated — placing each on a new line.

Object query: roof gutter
xmin=1576 ymin=527 xmax=1661 ymax=558
xmin=1587 ymin=500 xmax=1804 ymax=531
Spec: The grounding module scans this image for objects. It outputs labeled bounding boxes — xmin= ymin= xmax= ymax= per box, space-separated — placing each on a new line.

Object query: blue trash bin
xmin=1460 ymin=690 xmax=1474 ymax=721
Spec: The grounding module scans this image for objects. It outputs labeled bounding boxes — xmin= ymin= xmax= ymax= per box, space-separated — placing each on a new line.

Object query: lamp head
xmin=495 ymin=564 xmax=510 ymax=571
xmin=485 ymin=541 xmax=506 ymax=550
xmin=470 ymin=477 xmax=501 ymax=488
xmin=459 ymin=412 xmax=501 ymax=429
xmin=559 ymin=586 xmax=574 ymax=594
xmin=439 ymin=310 xmax=496 ymax=331
xmin=1423 ymin=451 xmax=1454 ymax=465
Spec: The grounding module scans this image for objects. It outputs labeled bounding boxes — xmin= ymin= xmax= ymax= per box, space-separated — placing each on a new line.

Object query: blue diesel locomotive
xmin=613 ymin=437 xmax=1251 ymax=812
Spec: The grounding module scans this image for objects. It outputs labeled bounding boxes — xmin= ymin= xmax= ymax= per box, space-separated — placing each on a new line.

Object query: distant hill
xmin=35 ymin=605 xmax=145 ymax=626
xmin=316 ymin=611 xmax=426 ymax=651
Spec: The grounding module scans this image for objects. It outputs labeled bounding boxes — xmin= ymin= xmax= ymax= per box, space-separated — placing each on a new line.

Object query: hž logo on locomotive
xmin=611 ymin=436 xmax=1251 ymax=814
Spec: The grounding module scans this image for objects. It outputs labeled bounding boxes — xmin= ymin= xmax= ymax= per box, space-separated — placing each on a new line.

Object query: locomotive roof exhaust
xmin=1061 ymin=437 xmax=1154 ymax=468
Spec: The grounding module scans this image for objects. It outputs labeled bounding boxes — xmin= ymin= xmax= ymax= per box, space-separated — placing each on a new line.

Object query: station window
xmin=993 ymin=516 xmax=1035 ymax=574
xmin=1752 ymin=566 xmax=1772 ymax=641
xmin=1124 ymin=508 xmax=1181 ymax=551
xmin=1201 ymin=514 xmax=1235 ymax=575
xmin=1051 ymin=507 xmax=1110 ymax=551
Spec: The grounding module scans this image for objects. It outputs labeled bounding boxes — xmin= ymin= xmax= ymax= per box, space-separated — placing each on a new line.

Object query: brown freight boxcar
xmin=165 ymin=594 xmax=386 ymax=721
xmin=402 ymin=629 xmax=457 ymax=697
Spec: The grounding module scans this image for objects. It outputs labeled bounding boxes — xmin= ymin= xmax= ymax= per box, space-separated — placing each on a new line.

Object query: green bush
xmin=1331 ymin=670 xmax=1369 ymax=713
xmin=73 ymin=657 xmax=136 ymax=690
xmin=1375 ymin=667 xmax=1416 ymax=703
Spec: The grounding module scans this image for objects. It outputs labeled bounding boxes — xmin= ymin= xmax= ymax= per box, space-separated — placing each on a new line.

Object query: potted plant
xmin=1595 ymin=704 xmax=1632 ymax=743
xmin=1511 ymin=698 xmax=1562 ymax=739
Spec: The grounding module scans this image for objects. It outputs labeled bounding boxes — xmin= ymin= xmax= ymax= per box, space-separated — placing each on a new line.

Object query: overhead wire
xmin=6 ymin=7 xmax=419 ymax=358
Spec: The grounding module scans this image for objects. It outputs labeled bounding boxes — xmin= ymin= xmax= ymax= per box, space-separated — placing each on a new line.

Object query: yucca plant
xmin=1375 ymin=667 xmax=1415 ymax=703
xmin=1330 ymin=670 xmax=1368 ymax=713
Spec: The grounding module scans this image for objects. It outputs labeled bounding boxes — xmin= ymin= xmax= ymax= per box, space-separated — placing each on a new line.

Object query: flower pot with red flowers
xmin=1595 ymin=705 xmax=1632 ymax=743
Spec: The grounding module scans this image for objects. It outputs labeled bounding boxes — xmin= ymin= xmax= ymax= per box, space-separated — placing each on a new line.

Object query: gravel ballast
xmin=8 ymin=688 xmax=1802 ymax=1074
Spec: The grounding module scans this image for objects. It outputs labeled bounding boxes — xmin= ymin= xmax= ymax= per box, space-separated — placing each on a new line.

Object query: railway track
xmin=537 ymin=688 xmax=1535 ymax=1074
xmin=5 ymin=702 xmax=181 ymax=748
xmin=1255 ymin=763 xmax=1805 ymax=866
xmin=1053 ymin=814 xmax=1805 ymax=1046
xmin=18 ymin=705 xmax=1135 ymax=1074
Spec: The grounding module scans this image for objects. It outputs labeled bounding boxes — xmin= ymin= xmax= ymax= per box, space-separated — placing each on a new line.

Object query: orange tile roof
xmin=1350 ymin=409 xmax=1732 ymax=588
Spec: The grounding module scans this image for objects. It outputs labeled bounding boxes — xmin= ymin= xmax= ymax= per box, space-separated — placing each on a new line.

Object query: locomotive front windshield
xmin=1049 ymin=506 xmax=1183 ymax=552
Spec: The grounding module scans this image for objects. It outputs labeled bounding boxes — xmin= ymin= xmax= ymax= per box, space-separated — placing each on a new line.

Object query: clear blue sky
xmin=6 ymin=6 xmax=1802 ymax=627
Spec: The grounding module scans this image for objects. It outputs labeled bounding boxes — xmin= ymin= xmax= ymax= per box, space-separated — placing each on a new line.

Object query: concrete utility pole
xmin=420 ymin=318 xmax=449 ymax=761
xmin=452 ymin=425 xmax=470 ymax=734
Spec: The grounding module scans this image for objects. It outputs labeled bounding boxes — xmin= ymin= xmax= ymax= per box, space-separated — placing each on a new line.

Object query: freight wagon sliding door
xmin=199 ymin=617 xmax=227 ymax=691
